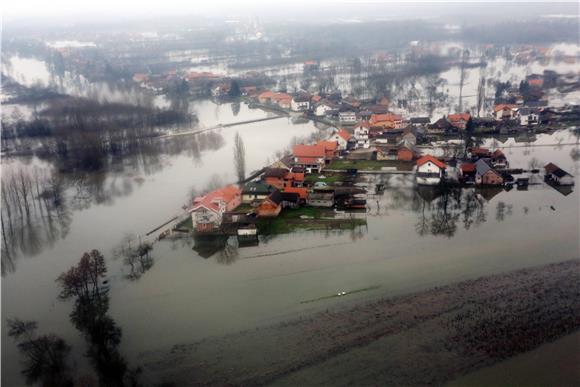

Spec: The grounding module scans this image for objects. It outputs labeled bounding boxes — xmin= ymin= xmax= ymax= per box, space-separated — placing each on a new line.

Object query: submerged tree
xmin=233 ymin=132 xmax=246 ymax=183
xmin=7 ymin=318 xmax=73 ymax=386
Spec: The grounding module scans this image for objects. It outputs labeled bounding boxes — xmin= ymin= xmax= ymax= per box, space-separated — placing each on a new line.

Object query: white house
xmin=339 ymin=110 xmax=357 ymax=124
xmin=517 ymin=107 xmax=539 ymax=126
xmin=314 ymin=102 xmax=334 ymax=117
xmin=353 ymin=122 xmax=370 ymax=149
xmin=329 ymin=129 xmax=351 ymax=150
xmin=416 ymin=155 xmax=447 ymax=186
xmin=545 ymin=163 xmax=574 ymax=186
xmin=291 ymin=95 xmax=310 ymax=112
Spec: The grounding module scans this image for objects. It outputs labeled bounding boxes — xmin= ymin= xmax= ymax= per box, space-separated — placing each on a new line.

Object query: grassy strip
xmin=300 ymin=285 xmax=381 ymax=304
xmin=257 ymin=207 xmax=366 ymax=234
xmin=328 ymin=159 xmax=411 ymax=171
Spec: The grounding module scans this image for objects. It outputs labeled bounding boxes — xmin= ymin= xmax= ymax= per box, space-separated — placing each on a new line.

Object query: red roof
xmin=336 ymin=129 xmax=352 ymax=141
xmin=491 ymin=149 xmax=505 ymax=158
xmin=448 ymin=113 xmax=471 ymax=122
xmin=493 ymin=104 xmax=517 ymax=112
xmin=192 ymin=185 xmax=240 ymax=212
xmin=357 ymin=121 xmax=371 ymax=129
xmin=370 ymin=114 xmax=402 ymax=124
xmin=293 ymin=144 xmax=325 ymax=158
xmin=470 ymin=147 xmax=490 ymax=156
xmin=416 ymin=155 xmax=447 ymax=169
xmin=460 ymin=163 xmax=476 ymax=173
xmin=286 ymin=172 xmax=305 ymax=182
xmin=317 ymin=140 xmax=338 ymax=152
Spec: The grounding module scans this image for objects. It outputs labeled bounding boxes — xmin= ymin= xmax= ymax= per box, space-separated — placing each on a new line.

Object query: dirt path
xmin=142 ymin=260 xmax=580 ymax=386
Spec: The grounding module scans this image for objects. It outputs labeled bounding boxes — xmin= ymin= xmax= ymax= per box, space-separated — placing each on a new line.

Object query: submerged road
xmin=157 ymin=115 xmax=287 ymax=139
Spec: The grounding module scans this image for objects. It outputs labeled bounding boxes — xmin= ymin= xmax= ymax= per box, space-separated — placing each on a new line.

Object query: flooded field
xmin=2 ymin=32 xmax=580 ymax=385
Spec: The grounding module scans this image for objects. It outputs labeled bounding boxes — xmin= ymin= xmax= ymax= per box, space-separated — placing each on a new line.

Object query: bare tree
xmin=233 ymin=132 xmax=246 ymax=183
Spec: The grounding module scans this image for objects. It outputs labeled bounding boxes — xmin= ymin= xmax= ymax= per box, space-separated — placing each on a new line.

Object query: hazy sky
xmin=3 ymin=0 xmax=578 ymax=23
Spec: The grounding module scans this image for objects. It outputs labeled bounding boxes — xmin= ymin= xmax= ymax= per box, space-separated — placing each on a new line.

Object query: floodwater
xmin=2 ymin=54 xmax=580 ymax=385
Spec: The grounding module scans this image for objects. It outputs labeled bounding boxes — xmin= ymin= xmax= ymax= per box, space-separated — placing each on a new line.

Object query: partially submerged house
xmin=369 ymin=113 xmax=404 ymax=129
xmin=490 ymin=149 xmax=509 ymax=169
xmin=416 ymin=155 xmax=447 ymax=185
xmin=544 ymin=163 xmax=574 ymax=186
xmin=190 ymin=185 xmax=242 ymax=232
xmin=517 ymin=107 xmax=540 ymax=126
xmin=262 ymin=168 xmax=304 ymax=189
xmin=475 ymin=159 xmax=504 ymax=186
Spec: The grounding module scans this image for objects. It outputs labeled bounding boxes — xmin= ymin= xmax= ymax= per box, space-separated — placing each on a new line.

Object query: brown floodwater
xmin=1 ymin=55 xmax=579 ymax=386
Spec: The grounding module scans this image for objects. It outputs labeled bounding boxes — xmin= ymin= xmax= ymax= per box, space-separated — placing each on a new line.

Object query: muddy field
xmin=142 ymin=260 xmax=580 ymax=386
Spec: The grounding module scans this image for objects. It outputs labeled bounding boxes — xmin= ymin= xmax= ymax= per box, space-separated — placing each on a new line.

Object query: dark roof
xmin=410 ymin=117 xmax=430 ymax=124
xmin=553 ymin=168 xmax=573 ymax=178
xmin=263 ymin=168 xmax=288 ymax=178
xmin=280 ymin=192 xmax=300 ymax=202
xmin=475 ymin=159 xmax=499 ymax=176
xmin=267 ymin=190 xmax=283 ymax=205
xmin=242 ymin=181 xmax=275 ymax=195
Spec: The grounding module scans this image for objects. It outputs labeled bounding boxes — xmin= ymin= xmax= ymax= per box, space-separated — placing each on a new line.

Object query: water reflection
xmin=1 ymin=132 xmax=225 ymax=275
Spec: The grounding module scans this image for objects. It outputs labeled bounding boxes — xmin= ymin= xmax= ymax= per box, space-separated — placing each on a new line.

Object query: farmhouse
xmin=416 ymin=155 xmax=447 ymax=185
xmin=544 ymin=163 xmax=574 ymax=186
xmin=190 ymin=185 xmax=242 ymax=232
xmin=292 ymin=144 xmax=326 ymax=173
xmin=475 ymin=159 xmax=504 ymax=186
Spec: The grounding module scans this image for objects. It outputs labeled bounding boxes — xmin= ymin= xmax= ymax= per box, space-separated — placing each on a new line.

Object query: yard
xmin=257 ymin=206 xmax=366 ymax=234
xmin=328 ymin=159 xmax=414 ymax=171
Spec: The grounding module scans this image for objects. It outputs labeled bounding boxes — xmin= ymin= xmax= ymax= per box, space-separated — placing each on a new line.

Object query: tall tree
xmin=233 ymin=132 xmax=246 ymax=183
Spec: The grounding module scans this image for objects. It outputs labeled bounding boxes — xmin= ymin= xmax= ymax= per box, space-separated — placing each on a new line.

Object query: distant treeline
xmin=3 ymin=95 xmax=195 ymax=172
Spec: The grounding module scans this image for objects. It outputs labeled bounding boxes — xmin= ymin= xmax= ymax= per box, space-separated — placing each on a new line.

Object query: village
xmin=169 ymin=78 xmax=576 ymax=245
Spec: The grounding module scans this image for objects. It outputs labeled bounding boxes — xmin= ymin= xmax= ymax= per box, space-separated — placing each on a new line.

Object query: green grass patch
xmin=328 ymin=159 xmax=414 ymax=171
xmin=257 ymin=207 xmax=366 ymax=234
xmin=233 ymin=203 xmax=255 ymax=213
xmin=304 ymin=173 xmax=344 ymax=185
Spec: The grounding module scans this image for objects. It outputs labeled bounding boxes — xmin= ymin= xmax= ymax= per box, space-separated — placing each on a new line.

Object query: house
xmin=397 ymin=145 xmax=417 ymax=162
xmin=517 ymin=107 xmax=539 ymax=126
xmin=490 ymin=149 xmax=509 ymax=169
xmin=317 ymin=140 xmax=339 ymax=161
xmin=329 ymin=129 xmax=351 ymax=150
xmin=190 ymin=185 xmax=242 ymax=232
xmin=292 ymin=144 xmax=326 ymax=173
xmin=283 ymin=187 xmax=309 ymax=202
xmin=416 ymin=155 xmax=447 ymax=185
xmin=460 ymin=162 xmax=476 ymax=182
xmin=369 ymin=113 xmax=404 ymax=129
xmin=400 ymin=127 xmax=417 ymax=145
xmin=132 ymin=73 xmax=149 ymax=83
xmin=256 ymin=191 xmax=283 ymax=217
xmin=353 ymin=121 xmax=370 ymax=149
xmin=468 ymin=147 xmax=492 ymax=159
xmin=241 ymin=181 xmax=277 ymax=204
xmin=493 ymin=104 xmax=518 ymax=120
xmin=280 ymin=191 xmax=301 ymax=208
xmin=338 ymin=109 xmax=357 ymax=124
xmin=262 ymin=168 xmax=304 ymax=189
xmin=314 ymin=100 xmax=337 ymax=117
xmin=269 ymin=155 xmax=293 ymax=171
xmin=428 ymin=117 xmax=453 ymax=135
xmin=291 ymin=94 xmax=311 ymax=111
xmin=447 ymin=113 xmax=471 ymax=130
xmin=475 ymin=159 xmax=504 ymax=186
xmin=376 ymin=146 xmax=398 ymax=161
xmin=544 ymin=163 xmax=574 ymax=186
xmin=307 ymin=192 xmax=334 ymax=207
xmin=410 ymin=117 xmax=431 ymax=127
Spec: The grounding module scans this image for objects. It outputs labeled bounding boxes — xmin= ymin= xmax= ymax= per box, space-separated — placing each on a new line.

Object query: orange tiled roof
xmin=192 ymin=185 xmax=240 ymax=212
xmin=293 ymin=144 xmax=325 ymax=158
xmin=493 ymin=104 xmax=517 ymax=112
xmin=448 ymin=113 xmax=471 ymax=122
xmin=336 ymin=129 xmax=352 ymax=141
xmin=416 ymin=155 xmax=447 ymax=169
